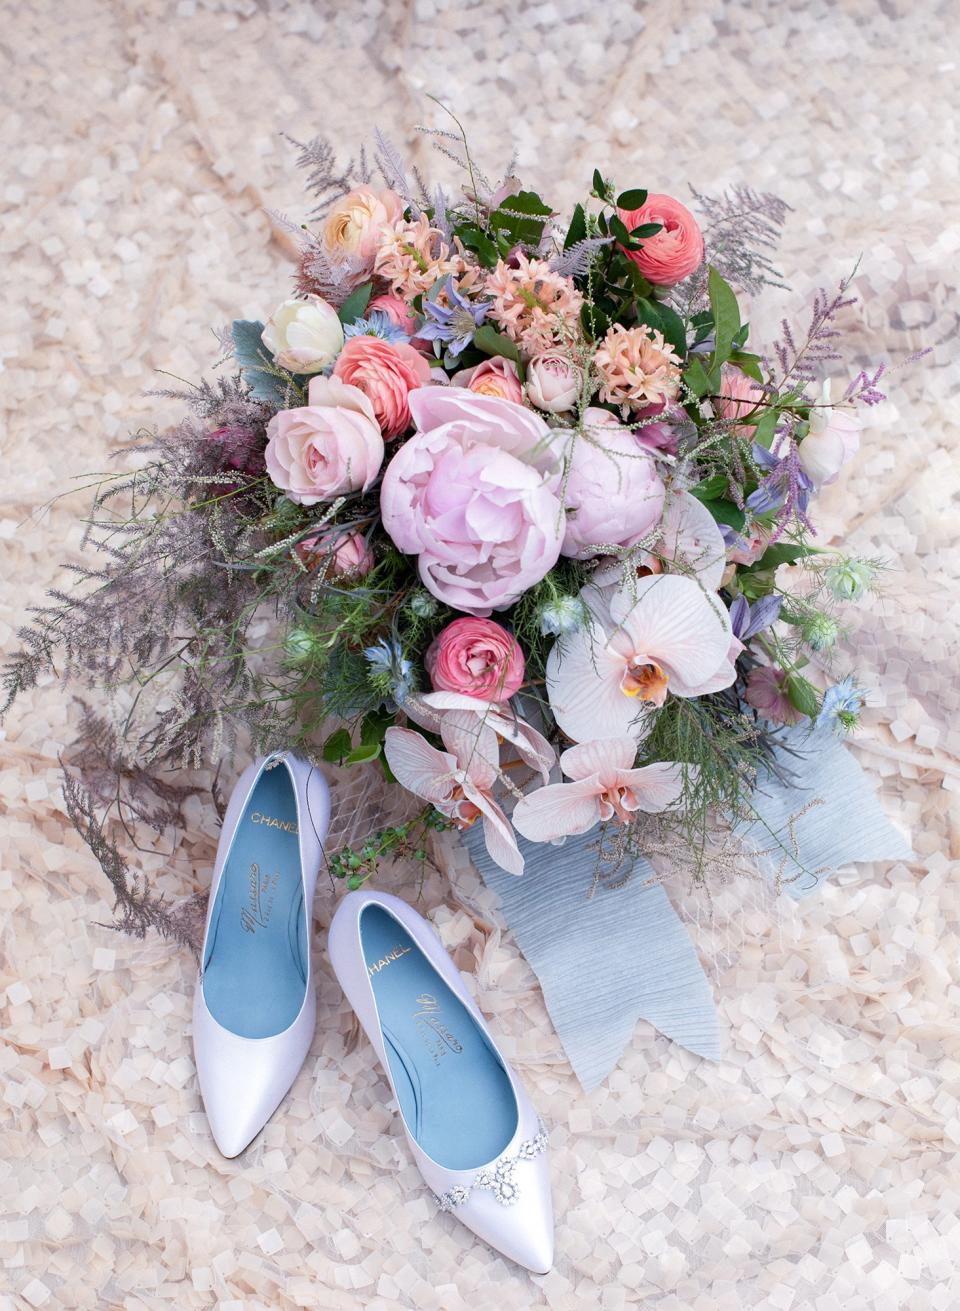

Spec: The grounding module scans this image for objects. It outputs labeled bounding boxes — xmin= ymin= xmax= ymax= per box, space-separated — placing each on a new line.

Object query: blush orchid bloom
xmin=403 ymin=691 xmax=556 ymax=783
xmin=512 ymin=738 xmax=684 ymax=842
xmin=383 ymin=721 xmax=525 ymax=875
xmin=546 ymin=574 xmax=735 ymax=743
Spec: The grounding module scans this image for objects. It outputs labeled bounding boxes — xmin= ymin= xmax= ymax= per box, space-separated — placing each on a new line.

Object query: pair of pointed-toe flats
xmin=192 ymin=751 xmax=553 ymax=1274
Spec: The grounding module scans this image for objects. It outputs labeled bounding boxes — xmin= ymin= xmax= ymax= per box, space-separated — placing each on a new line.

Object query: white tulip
xmin=261 ymin=296 xmax=344 ymax=375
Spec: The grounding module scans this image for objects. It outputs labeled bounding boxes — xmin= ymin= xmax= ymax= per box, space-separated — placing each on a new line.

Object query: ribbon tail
xmin=462 ymin=825 xmax=720 ymax=1091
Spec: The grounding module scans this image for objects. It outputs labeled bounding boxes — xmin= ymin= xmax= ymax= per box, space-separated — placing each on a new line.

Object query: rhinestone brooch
xmin=435 ymin=1123 xmax=548 ymax=1213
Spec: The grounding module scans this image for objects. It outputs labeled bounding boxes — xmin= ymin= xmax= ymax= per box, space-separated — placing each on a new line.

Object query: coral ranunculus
xmin=616 ymin=193 xmax=704 ymax=286
xmin=333 ymin=335 xmax=432 ymax=439
xmin=426 ymin=618 xmax=525 ymax=702
xmin=560 ymin=409 xmax=665 ymax=560
xmin=380 ymin=387 xmax=564 ymax=614
xmin=264 ymin=375 xmax=384 ymax=505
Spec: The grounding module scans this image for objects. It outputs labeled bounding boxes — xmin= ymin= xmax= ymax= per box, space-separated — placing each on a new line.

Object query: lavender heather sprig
xmin=772 ymin=272 xmax=859 ymax=393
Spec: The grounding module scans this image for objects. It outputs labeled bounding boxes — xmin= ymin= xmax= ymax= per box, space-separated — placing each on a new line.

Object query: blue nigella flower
xmin=729 ymin=593 xmax=782 ymax=641
xmin=417 ymin=277 xmax=489 ymax=357
xmin=816 ymin=676 xmax=865 ymax=735
xmin=343 ymin=310 xmax=410 ymax=345
xmin=364 ymin=638 xmax=415 ymax=706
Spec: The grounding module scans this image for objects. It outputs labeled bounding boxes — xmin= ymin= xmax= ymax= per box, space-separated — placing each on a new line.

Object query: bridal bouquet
xmin=5 ymin=124 xmax=894 ymax=909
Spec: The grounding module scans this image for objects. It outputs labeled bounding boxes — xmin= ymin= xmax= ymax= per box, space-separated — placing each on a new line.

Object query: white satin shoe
xmin=328 ymin=889 xmax=554 ymax=1273
xmin=193 ymin=752 xmax=329 ymax=1157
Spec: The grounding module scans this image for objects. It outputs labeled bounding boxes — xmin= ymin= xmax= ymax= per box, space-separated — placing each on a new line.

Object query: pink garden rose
xmin=525 ymin=350 xmax=583 ymax=414
xmin=560 ymin=409 xmax=665 ymax=559
xmin=380 ymin=387 xmax=564 ymax=614
xmin=264 ymin=375 xmax=384 ymax=505
xmin=426 ymin=618 xmax=525 ymax=702
xmin=333 ymin=335 xmax=432 ymax=439
xmin=295 ymin=527 xmax=374 ymax=578
xmin=367 ymin=292 xmax=418 ymax=336
xmin=451 ymin=356 xmax=524 ymax=404
xmin=617 ymin=193 xmax=704 ymax=286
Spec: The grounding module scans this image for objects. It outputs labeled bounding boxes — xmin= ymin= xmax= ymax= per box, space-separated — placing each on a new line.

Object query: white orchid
xmin=545 ymin=574 xmax=736 ymax=743
xmin=512 ymin=737 xmax=684 ymax=842
xmin=383 ymin=720 xmax=525 ymax=876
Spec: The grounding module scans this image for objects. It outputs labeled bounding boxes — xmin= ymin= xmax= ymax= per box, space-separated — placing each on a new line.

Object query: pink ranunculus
xmin=380 ymin=387 xmax=564 ymax=615
xmin=332 ymin=335 xmax=432 ymax=440
xmin=367 ymin=292 xmax=418 ymax=336
xmin=716 ymin=365 xmax=763 ymax=434
xmin=560 ymin=409 xmax=665 ymax=560
xmin=295 ymin=527 xmax=374 ymax=578
xmin=264 ymin=375 xmax=384 ymax=506
xmin=451 ymin=356 xmax=524 ymax=405
xmin=426 ymin=618 xmax=525 ymax=702
xmin=525 ymin=350 xmax=583 ymax=414
xmin=617 ymin=193 xmax=704 ymax=286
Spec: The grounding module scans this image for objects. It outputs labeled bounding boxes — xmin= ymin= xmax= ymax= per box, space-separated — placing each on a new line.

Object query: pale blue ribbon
xmin=463 ymin=730 xmax=911 ymax=1089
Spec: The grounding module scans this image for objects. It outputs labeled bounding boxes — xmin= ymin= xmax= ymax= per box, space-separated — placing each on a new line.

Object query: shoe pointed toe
xmin=457 ymin=1155 xmax=554 ymax=1273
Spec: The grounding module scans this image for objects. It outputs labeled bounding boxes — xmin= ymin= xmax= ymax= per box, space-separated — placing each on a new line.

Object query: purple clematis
xmin=418 ymin=278 xmax=489 ymax=357
xmin=729 ymin=593 xmax=782 ymax=641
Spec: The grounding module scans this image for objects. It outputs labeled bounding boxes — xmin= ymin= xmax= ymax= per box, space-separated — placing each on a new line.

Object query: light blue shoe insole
xmin=360 ymin=906 xmax=517 ymax=1170
xmin=202 ymin=765 xmax=307 ymax=1039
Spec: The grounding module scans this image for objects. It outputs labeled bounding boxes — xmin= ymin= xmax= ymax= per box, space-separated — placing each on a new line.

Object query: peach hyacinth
xmin=545 ymin=575 xmax=736 ymax=743
xmin=594 ymin=324 xmax=683 ymax=411
xmin=374 ymin=214 xmax=469 ymax=300
xmin=512 ymin=737 xmax=684 ymax=842
xmin=485 ymin=254 xmax=583 ymax=357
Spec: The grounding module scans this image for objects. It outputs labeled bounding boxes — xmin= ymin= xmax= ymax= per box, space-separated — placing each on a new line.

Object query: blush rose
xmin=264 ymin=375 xmax=384 ymax=505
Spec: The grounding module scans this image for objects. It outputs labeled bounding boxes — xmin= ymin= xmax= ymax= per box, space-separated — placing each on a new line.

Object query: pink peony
xmin=616 ymin=193 xmax=704 ymax=286
xmin=716 ymin=365 xmax=763 ymax=434
xmin=333 ymin=335 xmax=432 ymax=440
xmin=560 ymin=409 xmax=665 ymax=560
xmin=426 ymin=618 xmax=525 ymax=702
xmin=367 ymin=292 xmax=418 ymax=336
xmin=451 ymin=356 xmax=524 ymax=404
xmin=295 ymin=527 xmax=374 ymax=578
xmin=264 ymin=375 xmax=384 ymax=505
xmin=380 ymin=387 xmax=564 ymax=615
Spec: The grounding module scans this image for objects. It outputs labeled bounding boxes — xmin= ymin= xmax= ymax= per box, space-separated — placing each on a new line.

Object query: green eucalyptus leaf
xmin=489 ymin=190 xmax=553 ymax=248
xmin=708 ymin=266 xmax=741 ymax=367
xmin=338 ymin=283 xmax=373 ymax=326
xmin=751 ymin=408 xmax=779 ymax=448
xmin=345 ymin=742 xmax=382 ymax=766
xmin=683 ymin=355 xmax=712 ymax=398
xmin=636 ymin=297 xmax=688 ymax=359
xmin=232 ymin=319 xmax=296 ymax=406
xmin=472 ymin=324 xmax=521 ymax=367
xmin=691 ymin=495 xmax=746 ymax=532
xmin=752 ymin=543 xmax=820 ymax=571
xmin=629 ymin=222 xmax=663 ymax=238
xmin=616 ymin=188 xmax=648 ymax=209
xmin=691 ymin=474 xmax=728 ymax=499
xmin=322 ymin=728 xmax=353 ymax=765
xmin=564 ymin=202 xmax=587 ymax=250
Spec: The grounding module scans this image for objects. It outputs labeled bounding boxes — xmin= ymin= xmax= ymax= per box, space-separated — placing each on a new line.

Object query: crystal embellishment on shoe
xmin=328 ymin=889 xmax=554 ymax=1273
xmin=436 ymin=1122 xmax=548 ymax=1212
